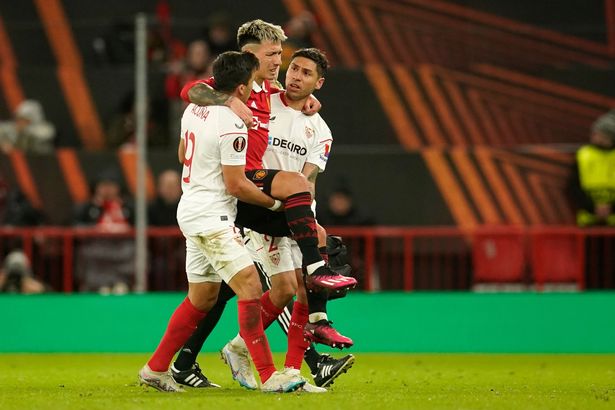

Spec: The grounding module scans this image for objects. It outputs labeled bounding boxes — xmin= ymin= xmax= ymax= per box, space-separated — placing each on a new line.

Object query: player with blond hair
xmin=138 ymin=51 xmax=305 ymax=393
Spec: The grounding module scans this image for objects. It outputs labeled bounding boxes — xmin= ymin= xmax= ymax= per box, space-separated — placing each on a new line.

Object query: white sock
xmin=309 ymin=312 xmax=328 ymax=323
xmin=306 ymin=260 xmax=325 ymax=275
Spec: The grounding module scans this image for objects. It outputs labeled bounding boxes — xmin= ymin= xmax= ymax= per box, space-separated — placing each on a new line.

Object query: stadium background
xmin=1 ymin=0 xmax=615 ymax=354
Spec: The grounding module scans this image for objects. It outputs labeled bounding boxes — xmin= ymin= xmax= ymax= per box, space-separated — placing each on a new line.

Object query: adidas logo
xmin=183 ymin=373 xmax=205 ymax=387
xmin=318 ymin=277 xmax=354 ymax=286
xmin=319 ymin=364 xmax=333 ymax=377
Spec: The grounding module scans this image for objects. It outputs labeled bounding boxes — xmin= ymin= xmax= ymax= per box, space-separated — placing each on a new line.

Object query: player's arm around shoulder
xmin=183 ymin=78 xmax=253 ymax=127
xmin=302 ymin=94 xmax=321 ymax=116
xmin=188 ymin=82 xmax=231 ymax=106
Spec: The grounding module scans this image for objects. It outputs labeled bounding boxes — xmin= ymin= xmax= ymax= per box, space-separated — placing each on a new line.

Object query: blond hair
xmin=237 ymin=19 xmax=287 ymax=49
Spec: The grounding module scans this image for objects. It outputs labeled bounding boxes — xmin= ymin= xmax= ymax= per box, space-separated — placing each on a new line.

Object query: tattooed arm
xmin=187 ymin=82 xmax=230 ymax=106
xmin=187 ymin=82 xmax=254 ymax=127
xmin=301 ymin=162 xmax=320 ymax=198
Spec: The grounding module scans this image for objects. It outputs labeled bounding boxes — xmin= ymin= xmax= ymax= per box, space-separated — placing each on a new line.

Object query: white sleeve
xmin=306 ymin=116 xmax=333 ymax=172
xmin=218 ymin=111 xmax=248 ymax=166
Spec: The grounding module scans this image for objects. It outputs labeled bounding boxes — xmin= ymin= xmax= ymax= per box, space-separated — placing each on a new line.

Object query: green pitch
xmin=1 ymin=354 xmax=614 ymax=410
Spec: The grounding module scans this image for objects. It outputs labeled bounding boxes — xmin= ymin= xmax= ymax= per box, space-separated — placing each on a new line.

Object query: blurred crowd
xmin=0 ymin=5 xmax=323 ymax=293
xmin=0 ymin=100 xmax=55 ymax=155
xmin=0 ymin=166 xmax=184 ymax=294
xmin=1 ymin=1 xmax=612 ymax=294
xmin=0 ymin=5 xmax=318 ymax=153
xmin=98 ymin=7 xmax=318 ymax=151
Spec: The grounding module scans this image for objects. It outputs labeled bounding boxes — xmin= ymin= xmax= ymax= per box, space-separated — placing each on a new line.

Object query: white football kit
xmin=246 ymin=92 xmax=333 ymax=277
xmin=177 ymin=104 xmax=253 ymax=283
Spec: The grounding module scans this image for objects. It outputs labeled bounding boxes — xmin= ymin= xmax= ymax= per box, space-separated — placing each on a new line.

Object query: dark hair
xmin=212 ymin=51 xmax=260 ymax=94
xmin=291 ymin=48 xmax=329 ymax=77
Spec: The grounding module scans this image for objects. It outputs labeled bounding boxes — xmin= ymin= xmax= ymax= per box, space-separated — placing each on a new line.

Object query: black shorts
xmin=244 ymin=169 xmax=278 ymax=195
xmin=235 ymin=169 xmax=291 ymax=237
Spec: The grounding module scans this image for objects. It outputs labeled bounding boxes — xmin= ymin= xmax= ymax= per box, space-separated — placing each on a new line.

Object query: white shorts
xmin=184 ymin=225 xmax=254 ymax=284
xmin=245 ymin=230 xmax=301 ymax=278
xmin=290 ymin=241 xmax=302 ymax=268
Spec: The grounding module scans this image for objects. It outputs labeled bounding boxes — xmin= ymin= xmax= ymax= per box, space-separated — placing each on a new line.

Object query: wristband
xmin=268 ymin=199 xmax=283 ymax=211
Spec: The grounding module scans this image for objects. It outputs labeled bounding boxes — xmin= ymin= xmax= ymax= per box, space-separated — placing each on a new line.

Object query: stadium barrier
xmin=0 ymin=226 xmax=614 ymax=292
xmin=2 ymin=292 xmax=615 ymax=353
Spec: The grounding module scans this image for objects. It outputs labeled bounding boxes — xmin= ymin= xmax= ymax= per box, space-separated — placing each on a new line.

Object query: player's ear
xmin=237 ymin=83 xmax=248 ymax=101
xmin=314 ymin=77 xmax=325 ymax=91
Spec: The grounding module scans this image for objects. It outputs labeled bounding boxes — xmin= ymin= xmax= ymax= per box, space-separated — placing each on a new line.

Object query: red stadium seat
xmin=531 ymin=229 xmax=585 ymax=290
xmin=472 ymin=228 xmax=526 ymax=285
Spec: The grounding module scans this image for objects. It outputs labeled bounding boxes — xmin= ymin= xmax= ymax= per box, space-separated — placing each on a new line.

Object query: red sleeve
xmin=179 ymin=77 xmax=215 ymax=102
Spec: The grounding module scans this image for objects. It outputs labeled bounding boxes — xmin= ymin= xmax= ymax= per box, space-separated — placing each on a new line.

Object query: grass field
xmin=1 ymin=353 xmax=614 ymax=409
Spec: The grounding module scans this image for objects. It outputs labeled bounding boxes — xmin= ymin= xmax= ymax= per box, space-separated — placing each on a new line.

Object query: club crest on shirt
xmin=304 ymin=126 xmax=314 ymax=139
xmin=253 ymin=170 xmax=268 ymax=180
xmin=233 ymin=136 xmax=246 ymax=152
xmin=269 ymin=252 xmax=280 ymax=266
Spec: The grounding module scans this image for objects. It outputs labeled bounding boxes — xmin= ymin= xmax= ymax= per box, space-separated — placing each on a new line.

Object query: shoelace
xmin=315 ymin=319 xmax=336 ymax=328
xmin=192 ymin=363 xmax=210 ymax=382
xmin=318 ymin=354 xmax=332 ymax=366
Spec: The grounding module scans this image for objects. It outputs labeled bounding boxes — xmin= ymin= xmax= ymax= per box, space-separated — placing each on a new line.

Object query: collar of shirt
xmin=252 ymin=80 xmax=269 ymax=94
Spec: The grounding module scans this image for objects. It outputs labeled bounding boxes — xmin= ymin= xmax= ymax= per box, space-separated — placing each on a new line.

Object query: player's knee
xmin=192 ymin=295 xmax=218 ymax=311
xmin=295 ymin=282 xmax=308 ymax=304
xmin=187 ymin=286 xmax=218 ymax=311
xmin=231 ymin=267 xmax=263 ymax=300
xmin=289 ymin=172 xmax=311 ymax=193
xmin=272 ymin=172 xmax=311 ymax=198
xmin=270 ymin=279 xmax=296 ymax=306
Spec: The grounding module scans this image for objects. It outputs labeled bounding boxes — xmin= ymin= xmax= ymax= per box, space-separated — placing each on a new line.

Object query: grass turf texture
xmin=0 ymin=354 xmax=614 ymax=409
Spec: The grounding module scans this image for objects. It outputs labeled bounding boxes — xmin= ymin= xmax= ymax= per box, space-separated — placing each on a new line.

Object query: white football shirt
xmin=176 ymin=104 xmax=248 ymax=235
xmin=265 ymin=93 xmax=333 ymax=173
